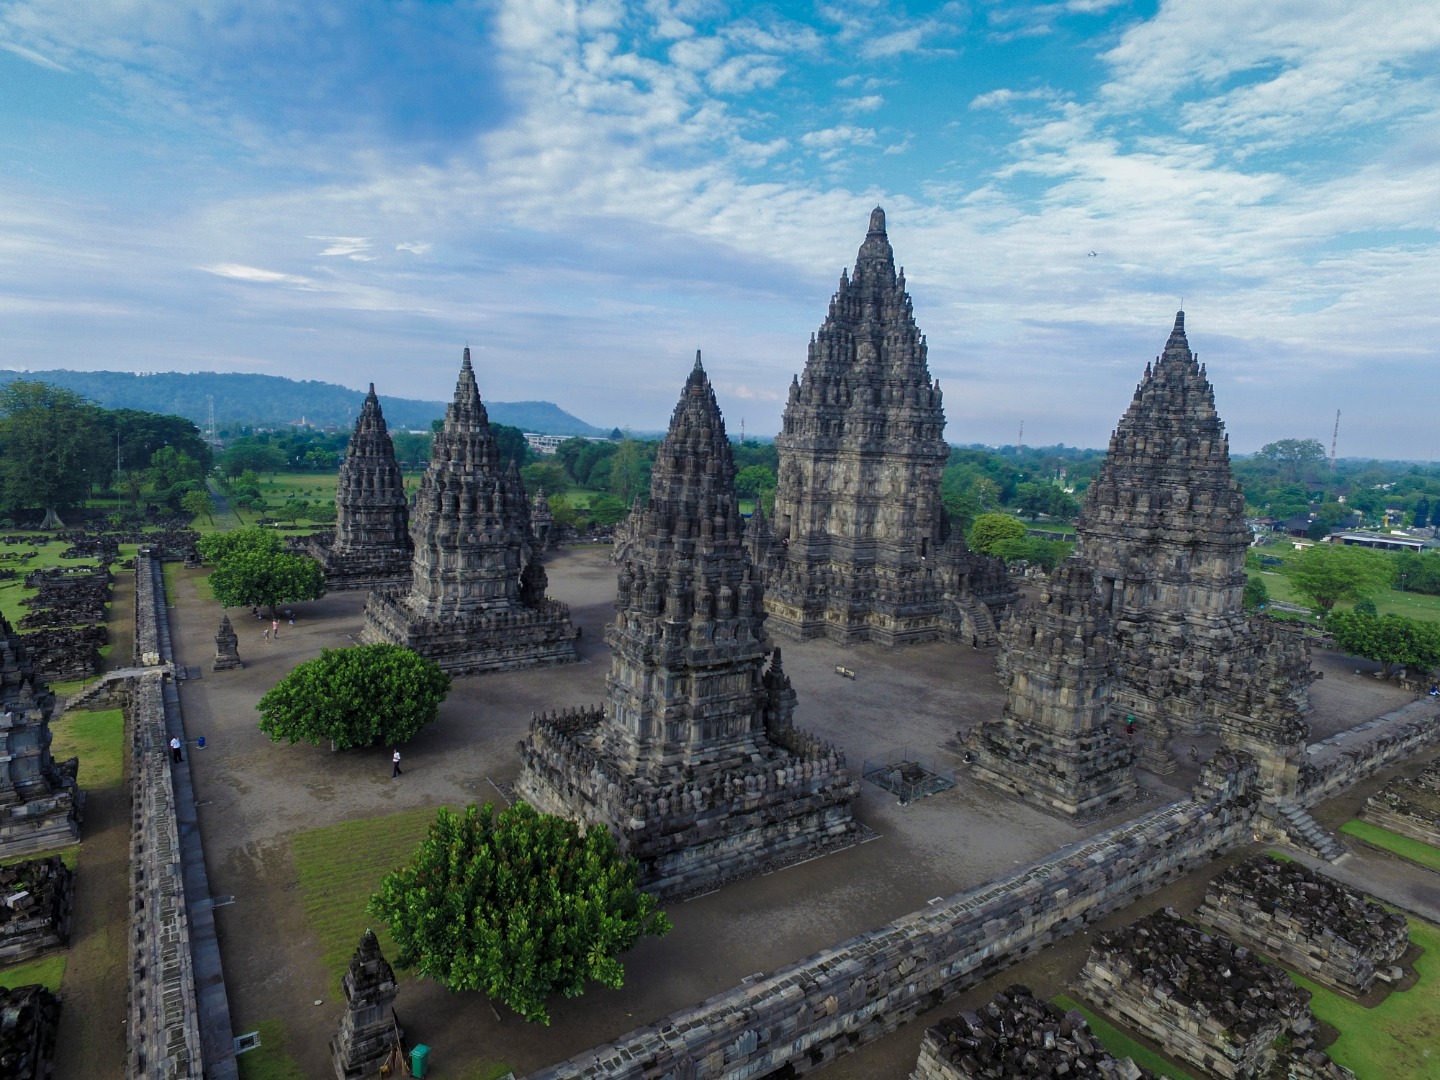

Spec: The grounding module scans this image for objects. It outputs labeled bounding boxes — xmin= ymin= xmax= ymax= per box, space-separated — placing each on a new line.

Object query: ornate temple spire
xmin=324 ymin=379 xmax=411 ymax=585
xmin=446 ymin=347 xmax=491 ymax=434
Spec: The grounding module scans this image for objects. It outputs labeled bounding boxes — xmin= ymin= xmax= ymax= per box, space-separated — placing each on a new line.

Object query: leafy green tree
xmin=221 ymin=442 xmax=288 ymax=479
xmin=181 ymin=489 xmax=215 ymax=525
xmin=208 ymin=549 xmax=325 ymax=616
xmin=1253 ymin=438 xmax=1327 ymax=483
xmin=1392 ymin=551 xmax=1440 ymax=595
xmin=274 ymin=500 xmax=309 ymax=526
xmin=0 ymin=380 xmax=109 ymax=525
xmin=548 ymin=493 xmax=577 ymax=529
xmin=492 ymin=423 xmax=529 ymax=468
xmin=1013 ymin=482 xmax=1051 ymax=520
xmin=1328 ymin=610 xmax=1440 ymax=678
xmin=306 ymin=501 xmax=337 ymax=524
xmin=257 ymin=643 xmax=450 ymax=748
xmin=991 ymin=537 xmax=1072 ymax=571
xmin=521 ymin=461 xmax=570 ymax=495
xmin=586 ymin=494 xmax=630 ymax=527
xmin=967 ymin=512 xmax=1028 ymax=555
xmin=196 ymin=526 xmax=283 ymax=564
xmin=608 ymin=438 xmax=653 ymax=503
xmin=367 ymin=801 xmax=671 ymax=1024
xmin=1284 ymin=543 xmax=1391 ymax=619
xmin=734 ymin=465 xmax=776 ymax=499
xmin=1243 ymin=575 xmax=1269 ymax=611
xmin=108 ymin=408 xmax=212 ymax=475
xmin=1352 ymin=597 xmax=1378 ymax=617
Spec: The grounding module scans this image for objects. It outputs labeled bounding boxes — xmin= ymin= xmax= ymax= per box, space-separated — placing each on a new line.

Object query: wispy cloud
xmin=0 ymin=38 xmax=68 ymax=71
xmin=201 ymin=264 xmax=315 ymax=288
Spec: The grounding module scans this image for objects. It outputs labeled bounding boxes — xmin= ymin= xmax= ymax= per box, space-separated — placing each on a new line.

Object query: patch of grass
xmin=1288 ymin=917 xmax=1440 ymax=1078
xmin=235 ymin=1018 xmax=307 ymax=1080
xmin=0 ymin=848 xmax=78 ymax=870
xmin=291 ymin=804 xmax=449 ymax=997
xmin=52 ymin=708 xmax=126 ymax=790
xmin=0 ymin=536 xmax=105 ymax=628
xmin=0 ymin=950 xmax=66 ymax=991
xmin=49 ymin=675 xmax=103 ymax=697
xmin=1340 ymin=820 xmax=1440 ymax=873
xmin=194 ymin=571 xmax=216 ymax=601
xmin=1051 ymin=994 xmax=1197 ymax=1080
xmin=454 ymin=1063 xmax=516 ymax=1080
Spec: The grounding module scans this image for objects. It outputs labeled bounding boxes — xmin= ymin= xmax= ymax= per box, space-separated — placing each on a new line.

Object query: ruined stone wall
xmin=1358 ymin=759 xmax=1440 ymax=848
xmin=1296 ymin=704 xmax=1440 ymax=807
xmin=524 ymin=755 xmax=1260 ymax=1080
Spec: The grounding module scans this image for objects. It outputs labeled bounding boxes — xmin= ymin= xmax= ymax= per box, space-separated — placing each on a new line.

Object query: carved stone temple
xmin=314 ymin=384 xmax=413 ymax=590
xmin=966 ymin=555 xmax=1137 ymax=817
xmin=519 ymin=354 xmax=858 ymax=898
xmin=212 ymin=614 xmax=242 ymax=670
xmin=0 ymin=615 xmax=82 ymax=858
xmin=1075 ymin=312 xmax=1314 ymax=780
xmin=761 ymin=207 xmax=1015 ymax=646
xmin=361 ymin=349 xmax=578 ymax=674
xmin=329 ymin=930 xmax=402 ymax=1080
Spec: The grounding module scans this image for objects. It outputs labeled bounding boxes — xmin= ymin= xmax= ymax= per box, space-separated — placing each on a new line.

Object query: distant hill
xmin=0 ymin=369 xmax=607 ymax=436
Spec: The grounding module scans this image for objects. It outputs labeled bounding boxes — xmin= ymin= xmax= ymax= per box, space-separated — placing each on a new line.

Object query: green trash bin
xmin=410 ymin=1044 xmax=430 ymax=1078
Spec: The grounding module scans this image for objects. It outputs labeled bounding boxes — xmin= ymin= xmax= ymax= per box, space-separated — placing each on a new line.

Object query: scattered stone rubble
xmin=15 ymin=626 xmax=105 ymax=684
xmin=1075 ymin=908 xmax=1353 ymax=1080
xmin=0 ymin=856 xmax=73 ymax=966
xmin=913 ymin=984 xmax=1156 ymax=1080
xmin=0 ymin=984 xmax=61 ymax=1080
xmin=1358 ymin=759 xmax=1440 ymax=848
xmin=1195 ymin=854 xmax=1408 ymax=996
xmin=18 ymin=566 xmax=112 ymax=628
xmin=330 ymin=930 xmax=403 ymax=1080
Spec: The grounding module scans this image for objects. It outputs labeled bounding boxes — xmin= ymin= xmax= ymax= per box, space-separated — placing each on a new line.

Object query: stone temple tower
xmin=316 ymin=384 xmax=412 ymax=590
xmin=1075 ymin=312 xmax=1313 ymax=779
xmin=764 ymin=207 xmax=1013 ymax=645
xmin=519 ymin=353 xmax=857 ymax=898
xmin=362 ymin=349 xmax=577 ymax=674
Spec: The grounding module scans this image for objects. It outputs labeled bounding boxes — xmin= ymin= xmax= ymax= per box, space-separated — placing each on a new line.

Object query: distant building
xmin=1328 ymin=531 xmax=1435 ymax=553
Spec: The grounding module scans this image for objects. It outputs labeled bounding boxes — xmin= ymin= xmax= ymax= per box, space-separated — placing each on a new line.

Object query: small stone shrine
xmin=1358 ymin=758 xmax=1440 ymax=848
xmin=519 ymin=354 xmax=858 ymax=898
xmin=362 ymin=349 xmax=578 ymax=674
xmin=330 ymin=929 xmax=403 ymax=1080
xmin=1075 ymin=312 xmax=1314 ymax=780
xmin=966 ymin=555 xmax=1137 ymax=817
xmin=0 ymin=984 xmax=61 ymax=1080
xmin=0 ymin=616 xmax=82 ymax=858
xmin=315 ymin=384 xmax=413 ymax=590
xmin=0 ymin=855 xmax=73 ymax=967
xmin=762 ymin=208 xmax=1014 ymax=646
xmin=911 ymin=984 xmax=1155 ymax=1080
xmin=1075 ymin=908 xmax=1353 ymax=1080
xmin=212 ymin=614 xmax=242 ymax=671
xmin=531 ymin=490 xmax=556 ymax=552
xmin=1195 ymin=854 xmax=1409 ymax=996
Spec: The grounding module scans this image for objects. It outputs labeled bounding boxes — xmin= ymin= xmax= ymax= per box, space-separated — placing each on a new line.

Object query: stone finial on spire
xmin=868 ymin=206 xmax=887 ymax=236
xmin=694 ymin=349 xmax=703 ymax=371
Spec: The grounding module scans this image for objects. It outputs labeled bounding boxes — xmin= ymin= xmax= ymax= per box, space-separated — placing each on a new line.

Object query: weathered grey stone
xmin=0 ymin=984 xmax=61 ymax=1080
xmin=1358 ymin=757 xmax=1440 ymax=847
xmin=1075 ymin=312 xmax=1314 ymax=784
xmin=362 ymin=349 xmax=578 ymax=674
xmin=763 ymin=208 xmax=1014 ymax=646
xmin=967 ymin=555 xmax=1138 ymax=817
xmin=0 ymin=855 xmax=73 ymax=967
xmin=312 ymin=383 xmax=413 ymax=591
xmin=212 ymin=613 xmax=242 ymax=671
xmin=330 ymin=930 xmax=403 ymax=1080
xmin=519 ymin=354 xmax=857 ymax=898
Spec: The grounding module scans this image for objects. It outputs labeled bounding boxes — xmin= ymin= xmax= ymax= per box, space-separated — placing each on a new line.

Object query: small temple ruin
xmin=212 ymin=613 xmax=242 ymax=670
xmin=362 ymin=349 xmax=578 ymax=674
xmin=0 ymin=615 xmax=82 ymax=858
xmin=760 ymin=208 xmax=1014 ymax=646
xmin=1073 ymin=312 xmax=1314 ymax=780
xmin=1358 ymin=758 xmax=1440 ymax=848
xmin=965 ymin=555 xmax=1137 ymax=817
xmin=312 ymin=384 xmax=414 ymax=590
xmin=519 ymin=353 xmax=858 ymax=898
xmin=329 ymin=930 xmax=402 ymax=1080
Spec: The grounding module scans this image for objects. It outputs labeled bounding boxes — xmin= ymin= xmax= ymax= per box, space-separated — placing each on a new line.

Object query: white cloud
xmin=201 ymin=264 xmax=315 ymax=288
xmin=845 ymin=94 xmax=884 ymax=112
xmin=310 ymin=236 xmax=372 ymax=258
xmin=395 ymin=241 xmax=431 ymax=255
xmin=0 ymin=38 xmax=68 ymax=70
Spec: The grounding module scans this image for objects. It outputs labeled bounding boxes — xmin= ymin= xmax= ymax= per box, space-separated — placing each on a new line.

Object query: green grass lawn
xmin=1340 ymin=820 xmax=1440 ymax=873
xmin=0 ymin=950 xmax=66 ymax=992
xmin=1289 ymin=916 xmax=1440 ymax=1079
xmin=235 ymin=1018 xmax=308 ymax=1080
xmin=1250 ymin=541 xmax=1440 ymax=624
xmin=52 ymin=708 xmax=126 ymax=790
xmin=1051 ymin=994 xmax=1196 ymax=1079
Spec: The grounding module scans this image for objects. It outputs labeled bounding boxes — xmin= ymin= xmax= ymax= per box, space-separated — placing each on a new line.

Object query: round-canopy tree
xmin=967 ymin=512 xmax=1028 ymax=555
xmin=368 ymin=801 xmax=671 ymax=1024
xmin=1283 ymin=543 xmax=1391 ymax=619
xmin=208 ymin=547 xmax=325 ymax=617
xmin=196 ymin=525 xmax=282 ymax=564
xmin=257 ymin=643 xmax=451 ymax=748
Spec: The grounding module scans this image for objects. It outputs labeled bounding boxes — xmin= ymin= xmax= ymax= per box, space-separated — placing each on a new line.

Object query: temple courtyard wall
xmin=154 ymin=547 xmax=1438 ymax=1080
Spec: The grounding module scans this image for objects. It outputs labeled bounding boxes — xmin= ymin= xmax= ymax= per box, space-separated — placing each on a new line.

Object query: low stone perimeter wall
xmin=1297 ymin=701 xmax=1440 ymax=807
xmin=525 ymin=753 xmax=1260 ymax=1080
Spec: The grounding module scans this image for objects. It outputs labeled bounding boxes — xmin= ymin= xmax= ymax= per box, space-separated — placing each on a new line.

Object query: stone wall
xmin=1358 ymin=759 xmax=1440 ymax=848
xmin=524 ymin=752 xmax=1259 ymax=1080
xmin=1296 ymin=702 xmax=1440 ymax=807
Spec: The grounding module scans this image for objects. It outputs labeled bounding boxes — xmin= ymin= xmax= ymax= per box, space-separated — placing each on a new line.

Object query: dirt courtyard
xmin=166 ymin=547 xmax=1430 ymax=1079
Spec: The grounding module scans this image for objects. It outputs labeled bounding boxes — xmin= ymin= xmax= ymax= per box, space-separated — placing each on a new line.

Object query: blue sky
xmin=1 ymin=0 xmax=1438 ymax=458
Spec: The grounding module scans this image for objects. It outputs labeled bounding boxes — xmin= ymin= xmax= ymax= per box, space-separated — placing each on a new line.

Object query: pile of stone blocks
xmin=911 ymin=984 xmax=1155 ymax=1080
xmin=0 ymin=856 xmax=73 ymax=967
xmin=1358 ymin=759 xmax=1440 ymax=848
xmin=16 ymin=626 xmax=105 ymax=683
xmin=1195 ymin=855 xmax=1408 ymax=996
xmin=1075 ymin=908 xmax=1353 ymax=1080
xmin=0 ymin=984 xmax=61 ymax=1080
xmin=18 ymin=566 xmax=112 ymax=628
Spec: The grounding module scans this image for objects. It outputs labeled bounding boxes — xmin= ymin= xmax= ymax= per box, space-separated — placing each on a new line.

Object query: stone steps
xmin=1275 ymin=800 xmax=1347 ymax=863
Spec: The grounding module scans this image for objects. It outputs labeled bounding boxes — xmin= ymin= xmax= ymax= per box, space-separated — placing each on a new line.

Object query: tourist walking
xmin=391 ymin=749 xmax=402 ymax=777
xmin=272 ymin=618 xmax=280 ymax=640
xmin=262 ymin=627 xmax=270 ymax=642
xmin=170 ymin=736 xmax=183 ymax=764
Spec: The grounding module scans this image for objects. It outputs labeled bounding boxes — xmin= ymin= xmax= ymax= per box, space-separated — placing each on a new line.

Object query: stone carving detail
xmin=212 ymin=614 xmax=242 ymax=671
xmin=1195 ymin=854 xmax=1408 ymax=996
xmin=362 ymin=349 xmax=578 ymax=674
xmin=312 ymin=383 xmax=413 ymax=590
xmin=1075 ymin=312 xmax=1314 ymax=780
xmin=519 ymin=354 xmax=857 ymax=897
xmin=763 ymin=207 xmax=1014 ymax=645
xmin=966 ymin=555 xmax=1137 ymax=816
xmin=329 ymin=929 xmax=402 ymax=1080
xmin=0 ymin=615 xmax=82 ymax=858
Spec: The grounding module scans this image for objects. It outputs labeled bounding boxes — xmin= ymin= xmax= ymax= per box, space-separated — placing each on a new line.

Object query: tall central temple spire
xmin=762 ymin=207 xmax=1014 ymax=645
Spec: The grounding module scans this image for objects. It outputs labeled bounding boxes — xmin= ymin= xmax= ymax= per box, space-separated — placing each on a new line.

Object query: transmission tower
xmin=1017 ymin=419 xmax=1024 ymax=450
xmin=1329 ymin=409 xmax=1340 ymax=471
xmin=207 ymin=395 xmax=217 ymax=444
